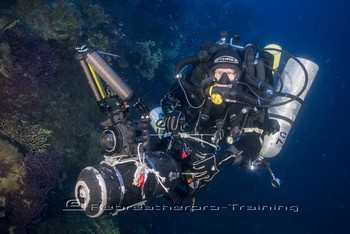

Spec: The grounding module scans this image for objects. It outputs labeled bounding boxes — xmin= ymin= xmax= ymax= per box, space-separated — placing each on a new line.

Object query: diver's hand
xmin=163 ymin=110 xmax=185 ymax=134
xmin=192 ymin=154 xmax=219 ymax=183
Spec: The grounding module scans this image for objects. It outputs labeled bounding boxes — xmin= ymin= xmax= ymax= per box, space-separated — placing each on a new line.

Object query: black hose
xmin=179 ymin=77 xmax=203 ymax=94
xmin=258 ymin=48 xmax=309 ymax=108
xmin=243 ymin=46 xmax=274 ymax=101
xmin=256 ymin=59 xmax=266 ymax=82
xmin=210 ymin=86 xmax=271 ymax=107
xmin=240 ymin=46 xmax=309 ymax=108
xmin=244 ymin=45 xmax=256 ymax=83
xmin=232 ymin=88 xmax=271 ymax=106
xmin=175 ymin=50 xmax=209 ymax=75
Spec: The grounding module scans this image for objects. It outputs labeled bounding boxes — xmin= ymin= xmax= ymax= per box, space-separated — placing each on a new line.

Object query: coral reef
xmin=3 ymin=0 xmax=126 ymax=55
xmin=0 ymin=26 xmax=59 ymax=154
xmin=13 ymin=0 xmax=82 ymax=42
xmin=135 ymin=40 xmax=163 ymax=80
xmin=0 ymin=31 xmax=59 ymax=118
xmin=23 ymin=151 xmax=65 ymax=189
xmin=36 ymin=213 xmax=121 ymax=234
xmin=0 ymin=139 xmax=25 ymax=199
xmin=0 ymin=115 xmax=52 ymax=152
xmin=6 ymin=151 xmax=65 ymax=232
xmin=92 ymin=217 xmax=121 ymax=234
xmin=0 ymin=140 xmax=65 ymax=232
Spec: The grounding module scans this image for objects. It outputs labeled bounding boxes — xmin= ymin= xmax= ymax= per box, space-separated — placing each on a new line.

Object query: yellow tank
xmin=264 ymin=44 xmax=282 ymax=74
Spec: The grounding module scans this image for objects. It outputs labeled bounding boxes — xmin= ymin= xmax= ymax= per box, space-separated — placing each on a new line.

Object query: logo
xmin=214 ymin=56 xmax=239 ymax=64
xmin=62 ymin=198 xmax=84 ymax=211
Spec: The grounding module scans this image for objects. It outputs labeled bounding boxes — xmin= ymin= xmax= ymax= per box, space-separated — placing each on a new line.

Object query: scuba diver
xmin=154 ymin=42 xmax=280 ymax=204
xmin=73 ymin=33 xmax=319 ymax=218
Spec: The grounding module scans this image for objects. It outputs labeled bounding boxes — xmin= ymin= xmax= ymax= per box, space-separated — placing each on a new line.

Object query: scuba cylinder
xmin=259 ymin=58 xmax=319 ymax=158
xmin=149 ymin=107 xmax=165 ymax=138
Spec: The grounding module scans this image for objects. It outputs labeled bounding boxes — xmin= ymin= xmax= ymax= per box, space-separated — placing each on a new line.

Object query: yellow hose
xmin=88 ymin=64 xmax=107 ymax=99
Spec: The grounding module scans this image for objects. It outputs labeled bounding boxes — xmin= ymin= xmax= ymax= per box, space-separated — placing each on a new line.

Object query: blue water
xmin=104 ymin=0 xmax=350 ymax=233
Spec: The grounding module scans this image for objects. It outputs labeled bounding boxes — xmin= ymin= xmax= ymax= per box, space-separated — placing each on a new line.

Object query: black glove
xmin=163 ymin=110 xmax=186 ymax=134
xmin=191 ymin=146 xmax=243 ymax=183
xmin=192 ymin=154 xmax=219 ymax=183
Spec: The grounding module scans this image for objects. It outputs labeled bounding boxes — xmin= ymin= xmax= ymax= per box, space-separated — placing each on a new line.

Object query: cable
xmin=177 ymin=76 xmax=206 ymax=109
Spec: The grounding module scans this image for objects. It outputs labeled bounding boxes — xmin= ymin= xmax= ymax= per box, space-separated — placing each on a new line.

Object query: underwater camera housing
xmin=100 ymin=112 xmax=139 ymax=156
xmin=74 ymin=46 xmax=180 ymax=218
xmin=75 ymin=109 xmax=180 ymax=218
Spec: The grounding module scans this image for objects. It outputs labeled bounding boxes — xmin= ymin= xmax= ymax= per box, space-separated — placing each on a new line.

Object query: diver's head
xmin=210 ymin=47 xmax=242 ymax=85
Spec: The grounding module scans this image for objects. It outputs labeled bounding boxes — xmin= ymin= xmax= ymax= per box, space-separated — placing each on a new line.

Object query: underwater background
xmin=0 ymin=0 xmax=349 ymax=233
